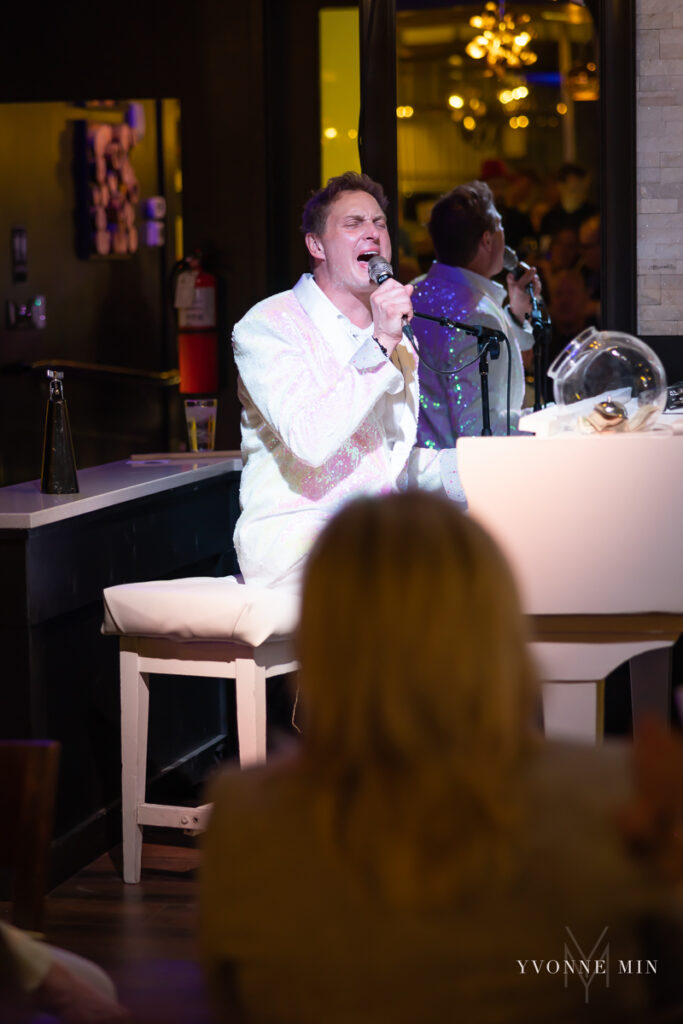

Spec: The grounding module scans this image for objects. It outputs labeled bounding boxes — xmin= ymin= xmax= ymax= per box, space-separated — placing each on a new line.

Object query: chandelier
xmin=466 ymin=1 xmax=537 ymax=71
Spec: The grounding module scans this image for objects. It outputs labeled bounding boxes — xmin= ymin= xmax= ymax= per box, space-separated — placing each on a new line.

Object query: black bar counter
xmin=0 ymin=455 xmax=242 ymax=884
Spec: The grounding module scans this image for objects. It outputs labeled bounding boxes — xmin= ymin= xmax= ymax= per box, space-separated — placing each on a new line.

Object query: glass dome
xmin=547 ymin=328 xmax=667 ymax=431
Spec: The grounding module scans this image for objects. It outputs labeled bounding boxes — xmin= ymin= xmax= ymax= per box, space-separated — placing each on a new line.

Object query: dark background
xmin=3 ymin=0 xmax=675 ymax=490
xmin=0 ymin=1 xmax=319 ymax=484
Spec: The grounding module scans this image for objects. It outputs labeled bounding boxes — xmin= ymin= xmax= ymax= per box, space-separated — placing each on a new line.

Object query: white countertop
xmin=0 ymin=456 xmax=243 ymax=529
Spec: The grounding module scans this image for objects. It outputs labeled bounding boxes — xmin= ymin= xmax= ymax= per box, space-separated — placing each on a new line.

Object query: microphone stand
xmin=412 ymin=310 xmax=504 ymax=436
xmin=477 ymin=335 xmax=500 ymax=436
xmin=526 ymin=291 xmax=552 ymax=411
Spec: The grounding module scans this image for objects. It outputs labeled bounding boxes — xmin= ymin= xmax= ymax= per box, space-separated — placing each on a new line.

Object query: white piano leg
xmin=630 ymin=646 xmax=672 ymax=732
xmin=531 ymin=640 xmax=675 ymax=745
xmin=542 ymin=682 xmax=600 ymax=743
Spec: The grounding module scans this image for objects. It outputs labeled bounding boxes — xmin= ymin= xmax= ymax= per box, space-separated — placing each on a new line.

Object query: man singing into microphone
xmin=413 ymin=180 xmax=540 ymax=445
xmin=232 ymin=171 xmax=460 ymax=591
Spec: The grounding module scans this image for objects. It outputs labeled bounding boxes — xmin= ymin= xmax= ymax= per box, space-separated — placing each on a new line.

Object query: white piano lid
xmin=457 ymin=433 xmax=683 ymax=615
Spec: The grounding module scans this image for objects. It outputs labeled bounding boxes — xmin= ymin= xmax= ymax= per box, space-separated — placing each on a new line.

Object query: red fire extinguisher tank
xmin=176 ymin=259 xmax=219 ymax=394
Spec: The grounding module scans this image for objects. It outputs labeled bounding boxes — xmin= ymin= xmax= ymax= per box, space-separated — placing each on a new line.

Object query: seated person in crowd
xmin=578 ymin=212 xmax=601 ymax=316
xmin=536 ymin=226 xmax=580 ymax=303
xmin=539 ymin=162 xmax=598 ymax=241
xmin=396 ymin=202 xmax=421 ymax=283
xmin=620 ymin=714 xmax=683 ymax=887
xmin=542 ymin=268 xmax=598 ymax=401
xmin=200 ymin=490 xmax=683 ymax=1024
xmin=479 ymin=157 xmax=511 ymax=212
xmin=411 ymin=181 xmax=540 ymax=444
xmin=232 ymin=171 xmax=460 ymax=592
xmin=500 ymin=167 xmax=542 ymax=254
xmin=548 ymin=268 xmax=597 ymax=357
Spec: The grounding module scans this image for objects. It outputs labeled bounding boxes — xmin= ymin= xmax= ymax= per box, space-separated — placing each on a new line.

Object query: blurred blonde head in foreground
xmin=295 ymin=490 xmax=539 ymax=907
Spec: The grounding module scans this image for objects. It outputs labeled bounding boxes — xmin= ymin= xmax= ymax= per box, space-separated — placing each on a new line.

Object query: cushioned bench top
xmin=102 ymin=576 xmax=299 ymax=647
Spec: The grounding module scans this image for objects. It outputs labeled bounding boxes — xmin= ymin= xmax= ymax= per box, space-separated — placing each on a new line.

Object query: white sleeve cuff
xmin=404 ymin=446 xmax=468 ymax=506
xmin=350 ymin=337 xmax=405 ymax=394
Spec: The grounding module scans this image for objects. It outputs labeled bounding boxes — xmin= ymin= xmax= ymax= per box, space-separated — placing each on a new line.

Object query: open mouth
xmin=357 ymin=250 xmax=379 ymax=263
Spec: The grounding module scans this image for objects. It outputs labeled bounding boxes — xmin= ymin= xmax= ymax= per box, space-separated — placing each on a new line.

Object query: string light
xmin=498 ymin=85 xmax=529 ymax=105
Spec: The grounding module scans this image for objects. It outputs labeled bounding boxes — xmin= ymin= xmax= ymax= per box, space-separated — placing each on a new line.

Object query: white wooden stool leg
xmin=235 ymin=656 xmax=267 ymax=767
xmin=542 ymin=681 xmax=600 ymax=743
xmin=120 ymin=646 xmax=150 ymax=883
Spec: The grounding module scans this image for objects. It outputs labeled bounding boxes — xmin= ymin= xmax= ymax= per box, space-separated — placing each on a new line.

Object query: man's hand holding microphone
xmin=368 ymin=256 xmax=414 ymax=356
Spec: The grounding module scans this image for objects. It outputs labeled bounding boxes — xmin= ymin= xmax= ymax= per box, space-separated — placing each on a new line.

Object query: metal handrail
xmin=2 ymin=359 xmax=180 ymax=386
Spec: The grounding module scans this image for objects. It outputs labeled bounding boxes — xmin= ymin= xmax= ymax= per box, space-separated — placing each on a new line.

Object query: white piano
xmin=458 ymin=431 xmax=683 ymax=741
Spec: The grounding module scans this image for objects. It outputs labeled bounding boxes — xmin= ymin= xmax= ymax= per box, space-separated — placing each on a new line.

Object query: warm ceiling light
xmin=396 ymin=105 xmax=414 ymax=118
xmin=347 ymin=129 xmax=358 ymax=139
xmin=557 ymin=102 xmax=568 ymax=115
xmin=463 ymin=116 xmax=476 ymax=130
xmin=448 ymin=94 xmax=465 ymax=109
xmin=323 ymin=127 xmax=338 ymax=139
xmin=466 ymin=40 xmax=488 ymax=60
xmin=518 ymin=115 xmax=529 ymax=127
xmin=466 ymin=0 xmax=537 ymax=72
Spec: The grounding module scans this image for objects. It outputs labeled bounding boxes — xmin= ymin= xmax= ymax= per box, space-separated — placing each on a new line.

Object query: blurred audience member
xmin=578 ymin=213 xmax=601 ymax=316
xmin=545 ymin=269 xmax=598 ymax=384
xmin=618 ymin=715 xmax=683 ymax=886
xmin=396 ymin=202 xmax=421 ymax=284
xmin=399 ymin=193 xmax=438 ymax=275
xmin=479 ymin=158 xmax=532 ymax=253
xmin=537 ymin=226 xmax=580 ymax=302
xmin=540 ymin=162 xmax=598 ymax=241
xmin=479 ymin=157 xmax=512 ymax=208
xmin=501 ymin=168 xmax=542 ymax=254
xmin=529 ymin=174 xmax=558 ymax=237
xmin=200 ymin=491 xmax=682 ymax=1024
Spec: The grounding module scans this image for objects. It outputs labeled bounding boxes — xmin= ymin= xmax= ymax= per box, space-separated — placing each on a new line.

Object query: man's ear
xmin=480 ymin=230 xmax=493 ymax=254
xmin=305 ymin=233 xmax=325 ymax=262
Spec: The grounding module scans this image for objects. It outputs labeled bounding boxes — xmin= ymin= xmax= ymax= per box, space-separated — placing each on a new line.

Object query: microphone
xmin=367 ymin=255 xmax=416 ymax=341
xmin=367 ymin=254 xmax=394 ymax=286
xmin=503 ymin=244 xmax=543 ymax=327
xmin=502 ymin=245 xmax=530 ymax=282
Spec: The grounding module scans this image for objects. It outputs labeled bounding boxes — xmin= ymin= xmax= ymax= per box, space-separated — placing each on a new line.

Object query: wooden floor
xmin=31 ymin=835 xmax=213 ymax=1023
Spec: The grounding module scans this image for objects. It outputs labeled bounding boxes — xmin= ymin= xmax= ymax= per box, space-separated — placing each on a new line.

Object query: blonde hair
xmin=296 ymin=491 xmax=539 ymax=907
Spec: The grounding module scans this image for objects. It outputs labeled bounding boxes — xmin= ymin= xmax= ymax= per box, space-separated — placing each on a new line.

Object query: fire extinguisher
xmin=172 ymin=253 xmax=219 ymax=394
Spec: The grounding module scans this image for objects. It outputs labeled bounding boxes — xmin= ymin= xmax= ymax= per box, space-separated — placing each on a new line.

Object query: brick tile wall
xmin=637 ymin=0 xmax=683 ymax=335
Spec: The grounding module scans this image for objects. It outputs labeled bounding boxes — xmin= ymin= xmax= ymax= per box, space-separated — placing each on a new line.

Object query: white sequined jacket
xmin=232 ymin=274 xmax=460 ymax=590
